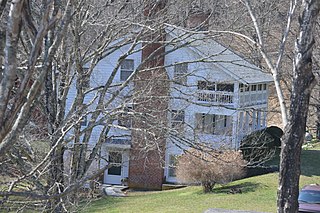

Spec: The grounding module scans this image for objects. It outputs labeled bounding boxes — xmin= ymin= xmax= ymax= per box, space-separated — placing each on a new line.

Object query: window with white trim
xmin=215 ymin=115 xmax=233 ymax=135
xmin=118 ymin=106 xmax=133 ymax=128
xmin=82 ymin=67 xmax=90 ymax=90
xmin=195 ymin=113 xmax=232 ymax=135
xmin=80 ymin=116 xmax=87 ymax=126
xmin=174 ymin=63 xmax=188 ymax=84
xmin=198 ymin=81 xmax=215 ymax=90
xmin=120 ymin=59 xmax=134 ymax=81
xmin=171 ymin=110 xmax=185 ymax=132
xmin=168 ymin=155 xmax=178 ymax=177
xmin=217 ymin=83 xmax=234 ymax=92
xmin=108 ymin=152 xmax=122 ymax=176
xmin=195 ymin=113 xmax=215 ymax=134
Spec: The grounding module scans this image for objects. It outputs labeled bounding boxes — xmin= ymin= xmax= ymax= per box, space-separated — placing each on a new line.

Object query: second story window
xmin=174 ymin=63 xmax=188 ymax=84
xmin=80 ymin=116 xmax=87 ymax=126
xmin=118 ymin=106 xmax=133 ymax=128
xmin=217 ymin=83 xmax=234 ymax=92
xmin=198 ymin=81 xmax=215 ymax=90
xmin=120 ymin=59 xmax=134 ymax=81
xmin=82 ymin=67 xmax=90 ymax=90
xmin=171 ymin=110 xmax=185 ymax=131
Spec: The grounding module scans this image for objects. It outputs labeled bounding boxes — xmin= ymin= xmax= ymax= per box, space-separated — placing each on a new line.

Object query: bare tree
xmin=216 ymin=1 xmax=320 ymax=212
xmin=277 ymin=1 xmax=320 ymax=212
xmin=0 ymin=0 xmax=279 ymax=212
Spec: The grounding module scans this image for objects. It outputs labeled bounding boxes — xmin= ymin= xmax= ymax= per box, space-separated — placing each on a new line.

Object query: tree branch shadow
xmin=212 ymin=182 xmax=261 ymax=194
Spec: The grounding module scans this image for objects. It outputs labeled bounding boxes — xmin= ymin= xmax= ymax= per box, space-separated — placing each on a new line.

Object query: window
xmin=168 ymin=155 xmax=178 ymax=177
xmin=198 ymin=81 xmax=215 ymax=90
xmin=263 ymin=84 xmax=267 ymax=90
xmin=174 ymin=63 xmax=188 ymax=84
xmin=258 ymin=84 xmax=263 ymax=91
xmin=82 ymin=67 xmax=90 ymax=90
xmin=120 ymin=59 xmax=134 ymax=81
xmin=108 ymin=152 xmax=122 ymax=176
xmin=80 ymin=116 xmax=87 ymax=126
xmin=118 ymin=106 xmax=133 ymax=128
xmin=223 ymin=115 xmax=228 ymax=127
xmin=251 ymin=84 xmax=257 ymax=91
xmin=214 ymin=115 xmax=233 ymax=135
xmin=171 ymin=110 xmax=185 ymax=131
xmin=217 ymin=83 xmax=234 ymax=92
xmin=195 ymin=113 xmax=215 ymax=134
xmin=195 ymin=113 xmax=232 ymax=135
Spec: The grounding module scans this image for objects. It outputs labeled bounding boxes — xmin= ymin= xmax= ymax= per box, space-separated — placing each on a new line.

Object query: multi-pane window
xmin=118 ymin=106 xmax=133 ymax=128
xmin=215 ymin=115 xmax=233 ymax=135
xmin=217 ymin=83 xmax=234 ymax=92
xmin=168 ymin=155 xmax=178 ymax=177
xmin=108 ymin=152 xmax=122 ymax=176
xmin=171 ymin=110 xmax=185 ymax=131
xmin=80 ymin=116 xmax=87 ymax=126
xmin=198 ymin=81 xmax=215 ymax=90
xmin=82 ymin=67 xmax=90 ymax=90
xmin=195 ymin=113 xmax=215 ymax=134
xmin=198 ymin=81 xmax=234 ymax=92
xmin=174 ymin=63 xmax=188 ymax=84
xmin=120 ymin=59 xmax=134 ymax=81
xmin=239 ymin=83 xmax=267 ymax=92
xmin=195 ymin=113 xmax=232 ymax=135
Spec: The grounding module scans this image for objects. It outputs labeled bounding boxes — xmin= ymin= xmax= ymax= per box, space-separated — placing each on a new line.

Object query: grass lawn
xmin=83 ymin=143 xmax=320 ymax=213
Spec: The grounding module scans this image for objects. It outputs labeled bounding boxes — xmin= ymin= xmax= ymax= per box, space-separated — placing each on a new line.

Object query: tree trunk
xmin=317 ymin=89 xmax=320 ymax=139
xmin=202 ymin=181 xmax=215 ymax=193
xmin=277 ymin=1 xmax=320 ymax=212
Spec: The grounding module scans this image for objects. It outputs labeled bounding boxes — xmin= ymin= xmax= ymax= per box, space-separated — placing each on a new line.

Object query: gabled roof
xmin=165 ymin=26 xmax=273 ymax=84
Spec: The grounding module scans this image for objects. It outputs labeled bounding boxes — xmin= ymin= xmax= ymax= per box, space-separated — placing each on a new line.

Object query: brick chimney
xmin=128 ymin=0 xmax=168 ymax=190
xmin=186 ymin=3 xmax=211 ymax=31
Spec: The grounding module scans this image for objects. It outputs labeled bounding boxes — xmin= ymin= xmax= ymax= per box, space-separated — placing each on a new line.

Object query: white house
xmin=66 ymin=8 xmax=273 ymax=189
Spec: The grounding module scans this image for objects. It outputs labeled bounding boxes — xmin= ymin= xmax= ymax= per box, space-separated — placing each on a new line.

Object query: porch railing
xmin=197 ymin=91 xmax=234 ymax=104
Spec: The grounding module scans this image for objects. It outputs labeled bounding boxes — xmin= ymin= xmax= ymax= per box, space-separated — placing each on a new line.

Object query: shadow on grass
xmin=301 ymin=149 xmax=320 ymax=177
xmin=212 ymin=182 xmax=261 ymax=194
xmin=80 ymin=196 xmax=124 ymax=213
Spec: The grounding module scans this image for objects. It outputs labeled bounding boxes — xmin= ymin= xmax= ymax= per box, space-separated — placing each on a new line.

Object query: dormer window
xmin=174 ymin=63 xmax=188 ymax=84
xmin=120 ymin=59 xmax=134 ymax=81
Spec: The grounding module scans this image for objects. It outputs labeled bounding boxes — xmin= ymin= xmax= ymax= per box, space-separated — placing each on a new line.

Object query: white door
xmin=104 ymin=151 xmax=123 ymax=185
xmin=104 ymin=150 xmax=129 ymax=185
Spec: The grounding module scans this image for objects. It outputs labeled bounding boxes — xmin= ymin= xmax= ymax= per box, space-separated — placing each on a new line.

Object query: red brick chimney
xmin=128 ymin=0 xmax=168 ymax=190
xmin=186 ymin=4 xmax=211 ymax=31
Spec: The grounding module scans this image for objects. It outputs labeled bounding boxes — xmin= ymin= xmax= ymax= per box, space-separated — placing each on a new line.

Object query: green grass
xmin=83 ymin=143 xmax=320 ymax=213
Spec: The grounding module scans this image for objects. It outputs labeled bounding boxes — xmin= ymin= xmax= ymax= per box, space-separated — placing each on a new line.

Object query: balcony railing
xmin=197 ymin=90 xmax=268 ymax=106
xmin=197 ymin=91 xmax=234 ymax=104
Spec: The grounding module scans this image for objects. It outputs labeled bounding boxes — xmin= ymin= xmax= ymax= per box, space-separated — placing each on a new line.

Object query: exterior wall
xmin=65 ymin=43 xmax=142 ymax=149
xmin=162 ymin=38 xmax=271 ymax=183
xmin=65 ymin=43 xmax=142 ymax=185
xmin=163 ymin=40 xmax=239 ymax=183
